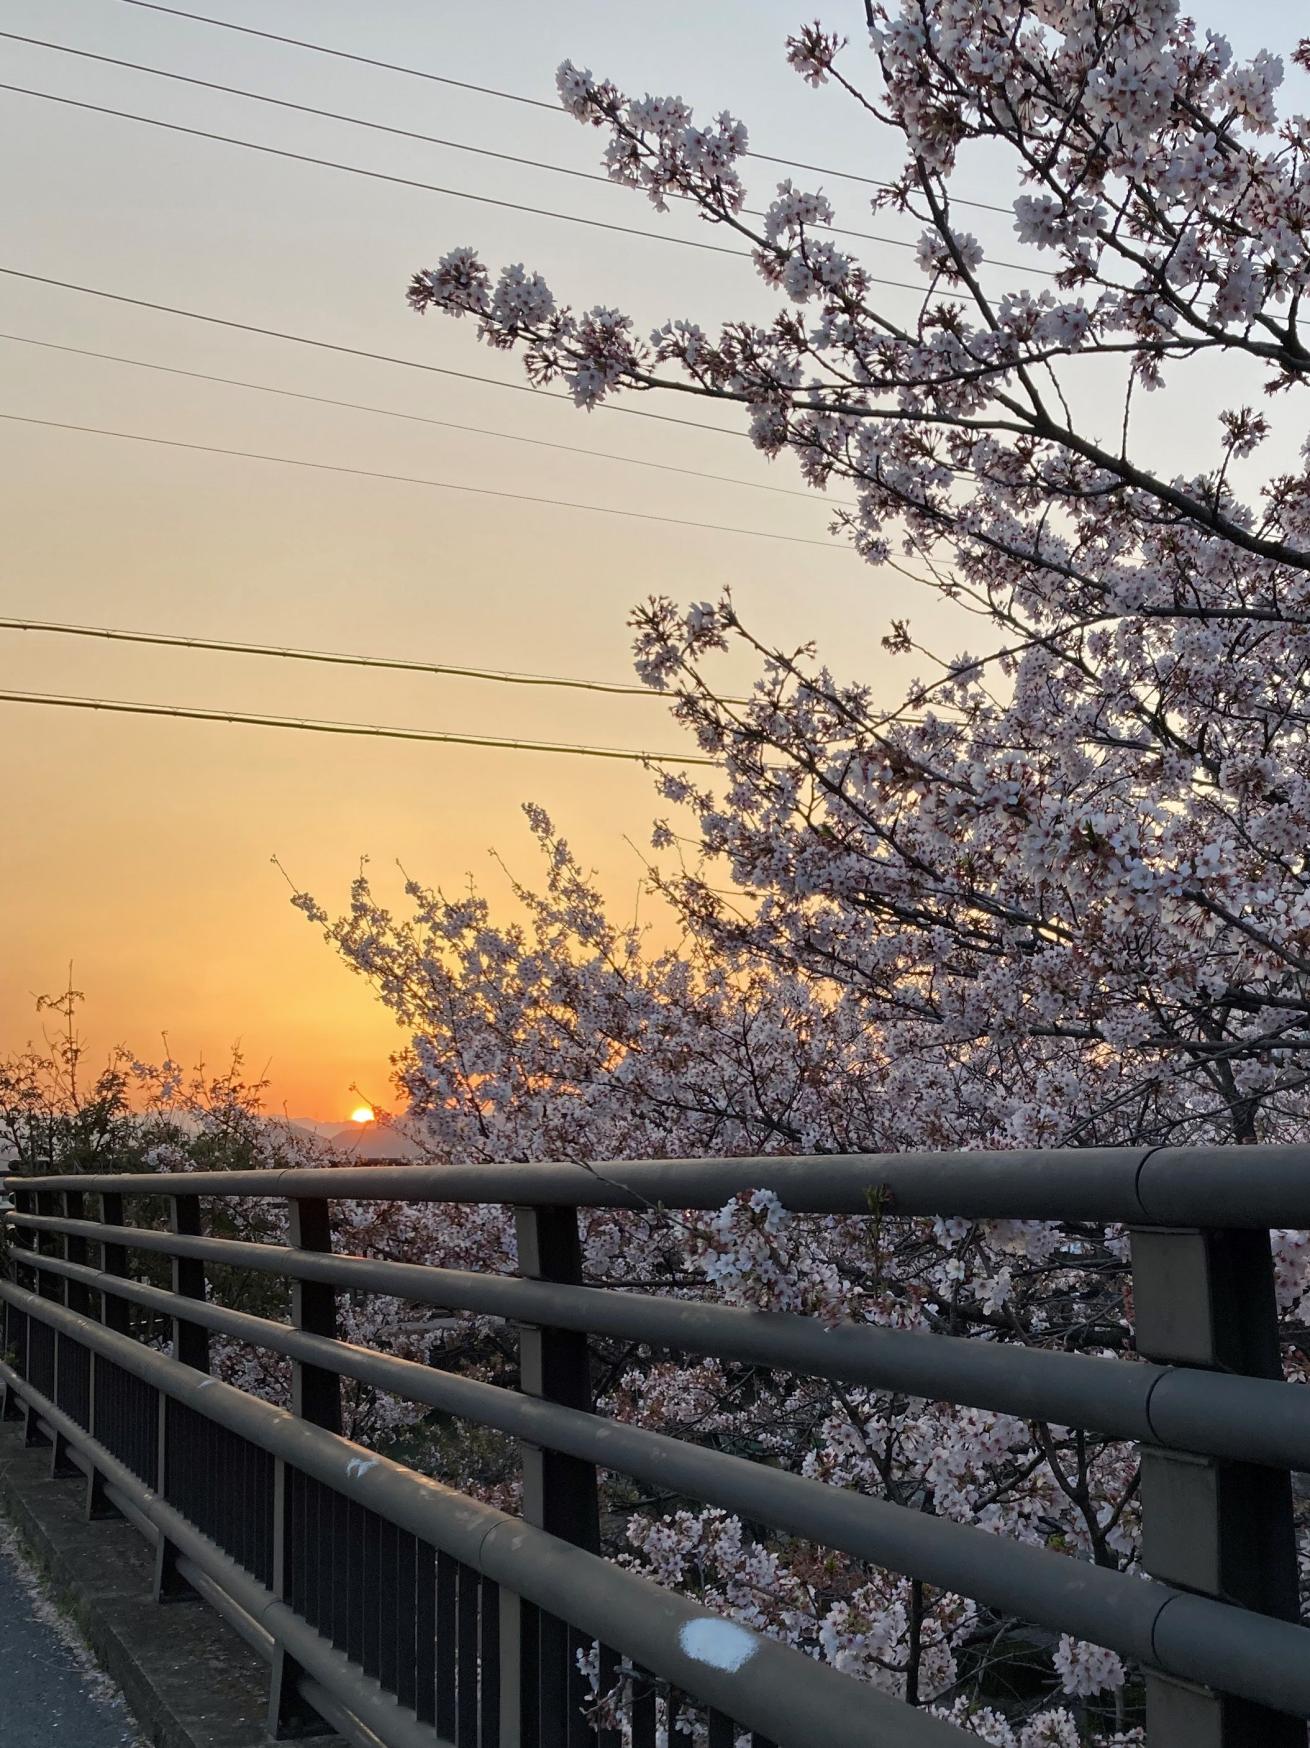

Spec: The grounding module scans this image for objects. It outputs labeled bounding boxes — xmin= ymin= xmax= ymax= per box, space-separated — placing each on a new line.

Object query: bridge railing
xmin=2 ymin=1146 xmax=1309 ymax=1748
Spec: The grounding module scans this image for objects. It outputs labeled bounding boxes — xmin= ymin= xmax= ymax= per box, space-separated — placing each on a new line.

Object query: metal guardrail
xmin=2 ymin=1148 xmax=1309 ymax=1748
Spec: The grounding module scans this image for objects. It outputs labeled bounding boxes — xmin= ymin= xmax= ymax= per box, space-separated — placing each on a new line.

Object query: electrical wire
xmin=5 ymin=81 xmax=983 ymax=302
xmin=111 ymin=0 xmax=1013 ymax=214
xmin=0 ymin=614 xmax=755 ymax=702
xmin=0 ymin=688 xmax=718 ymax=764
xmin=0 ymin=331 xmax=840 ymax=506
xmin=0 ymin=411 xmax=849 ymax=550
xmin=0 ymin=32 xmax=1053 ymax=276
xmin=0 ymin=266 xmax=741 ymax=439
xmin=9 ymin=79 xmax=1012 ymax=307
xmin=0 ymin=83 xmax=746 ymax=261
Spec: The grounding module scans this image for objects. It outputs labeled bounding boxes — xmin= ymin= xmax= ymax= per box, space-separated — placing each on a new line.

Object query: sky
xmin=3 ymin=0 xmax=1307 ymax=1119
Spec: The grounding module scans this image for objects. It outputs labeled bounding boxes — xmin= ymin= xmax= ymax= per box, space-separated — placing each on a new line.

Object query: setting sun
xmin=349 ymin=1105 xmax=375 ymax=1125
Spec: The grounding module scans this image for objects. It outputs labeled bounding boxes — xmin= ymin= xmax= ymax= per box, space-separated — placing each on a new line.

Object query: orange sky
xmin=4 ymin=0 xmax=1299 ymax=1118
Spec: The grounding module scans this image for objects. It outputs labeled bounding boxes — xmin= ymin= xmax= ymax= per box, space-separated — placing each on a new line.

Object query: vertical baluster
xmin=361 ymin=1508 xmax=383 ymax=1680
xmin=346 ymin=1500 xmax=366 ymax=1667
xmin=84 ymin=1355 xmax=115 ymax=1521
xmin=153 ymin=1397 xmax=193 ymax=1603
xmin=566 ymin=1627 xmax=595 ymax=1748
xmin=331 ymin=1487 xmax=351 ymax=1653
xmin=268 ymin=1445 xmax=331 ymax=1736
xmin=436 ymin=1549 xmax=458 ymax=1741
xmin=596 ymin=1645 xmax=621 ymax=1748
xmin=378 ymin=1517 xmax=401 ymax=1695
xmin=1131 ymin=1225 xmax=1302 ymax=1748
xmin=537 ymin=1612 xmax=569 ymax=1748
xmin=305 ymin=1475 xmax=323 ymax=1632
xmin=47 ymin=1332 xmax=78 ymax=1476
xmin=630 ymin=1671 xmax=656 ymax=1748
xmin=456 ymin=1561 xmax=480 ymax=1748
xmin=516 ymin=1601 xmax=541 ymax=1748
xmin=707 ymin=1710 xmax=734 ymax=1748
xmin=665 ymin=1692 xmax=682 ymax=1747
xmin=415 ymin=1541 xmax=437 ymax=1727
xmin=396 ymin=1530 xmax=419 ymax=1712
xmin=316 ymin=1479 xmax=333 ymax=1643
xmin=479 ymin=1576 xmax=500 ymax=1748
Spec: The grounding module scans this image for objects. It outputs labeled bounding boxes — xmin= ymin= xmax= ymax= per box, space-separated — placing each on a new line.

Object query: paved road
xmin=0 ymin=1526 xmax=142 ymax=1747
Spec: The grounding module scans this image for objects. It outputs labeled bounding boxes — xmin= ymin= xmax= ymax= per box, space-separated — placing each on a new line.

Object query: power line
xmin=4 ymin=82 xmax=991 ymax=301
xmin=0 ymin=331 xmax=837 ymax=506
xmin=111 ymin=0 xmax=1012 ymax=215
xmin=4 ymin=82 xmax=975 ymax=301
xmin=0 ymin=83 xmax=744 ymax=261
xmin=0 ymin=688 xmax=717 ymax=764
xmin=0 ymin=266 xmax=740 ymax=439
xmin=0 ymin=32 xmax=1052 ymax=275
xmin=0 ymin=615 xmax=755 ymax=702
xmin=0 ymin=411 xmax=848 ymax=550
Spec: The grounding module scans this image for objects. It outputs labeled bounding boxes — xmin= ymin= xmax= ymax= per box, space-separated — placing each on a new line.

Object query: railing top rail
xmin=6 ymin=1143 xmax=1310 ymax=1224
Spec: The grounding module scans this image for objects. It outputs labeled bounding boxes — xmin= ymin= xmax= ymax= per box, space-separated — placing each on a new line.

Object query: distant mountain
xmin=285 ymin=1119 xmax=426 ymax=1161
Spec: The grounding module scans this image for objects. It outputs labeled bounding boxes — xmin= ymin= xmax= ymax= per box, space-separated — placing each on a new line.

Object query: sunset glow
xmin=350 ymin=1105 xmax=375 ymax=1125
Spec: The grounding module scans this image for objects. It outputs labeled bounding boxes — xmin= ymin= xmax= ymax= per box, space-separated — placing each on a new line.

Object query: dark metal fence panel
xmin=163 ymin=1397 xmax=275 ymax=1588
xmin=54 ymin=1329 xmax=90 ymax=1429
xmin=27 ymin=1312 xmax=55 ymax=1398
xmin=92 ymin=1352 xmax=159 ymax=1489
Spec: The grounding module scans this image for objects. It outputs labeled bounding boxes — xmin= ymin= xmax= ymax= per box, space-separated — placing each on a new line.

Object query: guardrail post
xmin=63 ymin=1189 xmax=91 ymax=1316
xmin=288 ymin=1197 xmax=341 ymax=1433
xmin=8 ymin=1184 xmax=36 ymax=1291
xmin=35 ymin=1189 xmax=62 ymax=1300
xmin=267 ymin=1195 xmax=337 ymax=1739
xmin=153 ymin=1196 xmax=208 ymax=1605
xmin=85 ymin=1189 xmax=130 ymax=1517
xmin=512 ymin=1204 xmax=601 ymax=1748
xmin=168 ymin=1196 xmax=210 ymax=1374
xmin=7 ymin=1186 xmax=38 ymax=1436
xmin=98 ymin=1191 xmax=131 ymax=1335
xmin=3 ymin=1186 xmax=35 ymax=1423
xmin=1131 ymin=1225 xmax=1302 ymax=1747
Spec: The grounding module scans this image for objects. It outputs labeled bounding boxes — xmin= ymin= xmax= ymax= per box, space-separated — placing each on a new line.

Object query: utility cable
xmin=0 ymin=411 xmax=848 ymax=550
xmin=0 ymin=688 xmax=718 ymax=764
xmin=0 ymin=266 xmax=741 ymax=438
xmin=0 ymin=614 xmax=754 ymax=702
xmin=0 ymin=331 xmax=837 ymax=506
xmin=0 ymin=33 xmax=1052 ymax=276
xmin=3 ymin=81 xmax=973 ymax=299
xmin=0 ymin=83 xmax=748 ymax=261
xmin=110 ymin=0 xmax=1013 ymax=214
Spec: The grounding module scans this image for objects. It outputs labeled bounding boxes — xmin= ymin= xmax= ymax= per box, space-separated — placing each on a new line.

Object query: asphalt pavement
xmin=0 ymin=1523 xmax=143 ymax=1747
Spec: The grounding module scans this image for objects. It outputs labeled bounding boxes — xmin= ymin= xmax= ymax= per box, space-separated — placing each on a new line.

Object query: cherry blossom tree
xmin=297 ymin=2 xmax=1310 ymax=1736
xmin=409 ymin=0 xmax=1310 ymax=1153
